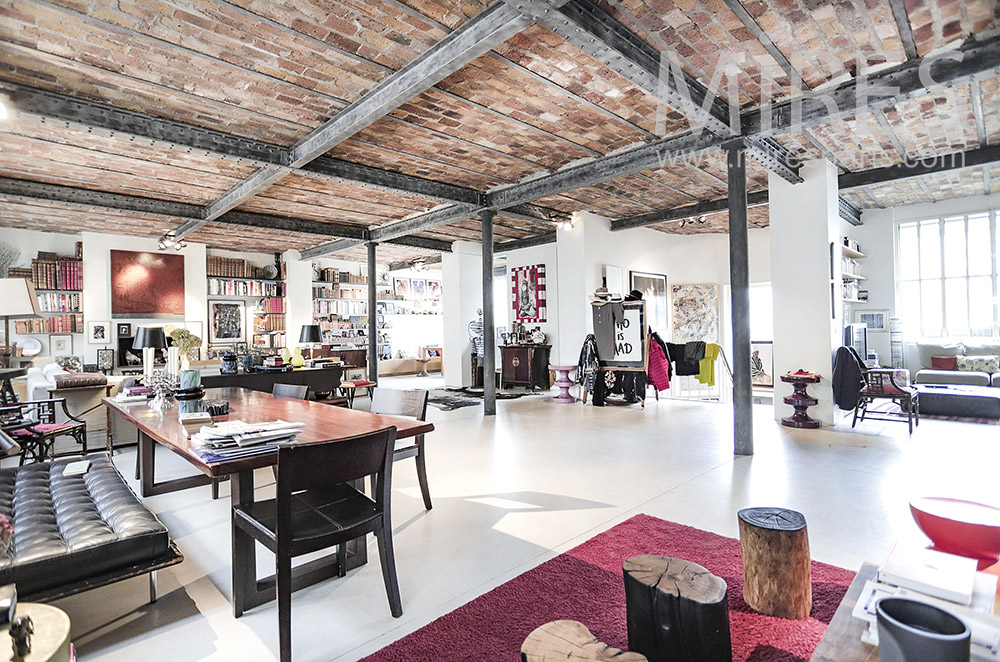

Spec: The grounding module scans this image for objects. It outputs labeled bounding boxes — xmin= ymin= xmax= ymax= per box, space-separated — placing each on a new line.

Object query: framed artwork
xmin=50 ymin=334 xmax=73 ymax=357
xmin=750 ymin=341 xmax=773 ymax=387
xmin=856 ymin=309 xmax=889 ymax=332
xmin=208 ymin=300 xmax=246 ymax=344
xmin=511 ymin=264 xmax=546 ymax=322
xmin=629 ymin=271 xmax=668 ymax=331
xmin=427 ymin=280 xmax=441 ymax=299
xmin=110 ymin=250 xmax=185 ymax=318
xmin=97 ymin=348 xmax=115 ymax=372
xmin=117 ymin=323 xmax=132 ymax=338
xmin=87 ymin=320 xmax=111 ymax=344
xmin=394 ymin=278 xmax=410 ymax=299
xmin=671 ymin=284 xmax=719 ymax=343
xmin=412 ymin=279 xmax=426 ymax=298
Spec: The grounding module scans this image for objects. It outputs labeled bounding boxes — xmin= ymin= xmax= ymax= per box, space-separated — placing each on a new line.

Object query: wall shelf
xmin=842 ymin=273 xmax=867 ymax=281
xmin=841 ymin=245 xmax=867 ymax=259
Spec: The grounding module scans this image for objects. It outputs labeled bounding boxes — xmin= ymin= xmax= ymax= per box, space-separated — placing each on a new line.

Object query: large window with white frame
xmin=897 ymin=211 xmax=998 ymax=339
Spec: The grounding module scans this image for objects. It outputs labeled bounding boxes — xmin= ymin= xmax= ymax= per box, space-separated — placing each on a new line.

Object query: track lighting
xmin=158 ymin=231 xmax=186 ymax=251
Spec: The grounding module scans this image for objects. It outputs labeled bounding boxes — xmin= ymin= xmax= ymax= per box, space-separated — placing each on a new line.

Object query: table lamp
xmin=0 ymin=278 xmax=43 ymax=369
xmin=299 ymin=324 xmax=323 ymax=361
xmin=132 ymin=326 xmax=167 ymax=382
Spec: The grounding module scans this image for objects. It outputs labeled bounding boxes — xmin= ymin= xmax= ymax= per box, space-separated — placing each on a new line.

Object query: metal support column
xmin=367 ymin=241 xmax=379 ymax=387
xmin=728 ymin=146 xmax=754 ymax=455
xmin=480 ymin=209 xmax=497 ymax=416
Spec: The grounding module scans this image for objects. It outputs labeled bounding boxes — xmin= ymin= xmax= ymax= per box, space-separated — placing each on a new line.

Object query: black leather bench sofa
xmin=0 ymin=451 xmax=182 ymax=602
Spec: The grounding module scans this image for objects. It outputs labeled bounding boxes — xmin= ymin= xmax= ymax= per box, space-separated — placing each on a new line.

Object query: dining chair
xmin=273 ymin=383 xmax=310 ymax=400
xmin=369 ymin=388 xmax=432 ymax=510
xmin=232 ymin=426 xmax=402 ymax=662
xmin=1 ymin=399 xmax=87 ymax=465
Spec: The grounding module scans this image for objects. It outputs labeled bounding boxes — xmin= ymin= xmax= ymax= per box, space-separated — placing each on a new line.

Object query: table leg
xmin=138 ymin=430 xmax=213 ymax=498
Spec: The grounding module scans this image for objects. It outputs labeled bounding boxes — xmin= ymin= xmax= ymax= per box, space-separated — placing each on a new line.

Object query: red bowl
xmin=910 ymin=497 xmax=1000 ymax=562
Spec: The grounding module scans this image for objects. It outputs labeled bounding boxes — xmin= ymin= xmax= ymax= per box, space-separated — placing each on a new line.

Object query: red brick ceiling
xmin=0 ymin=0 xmax=995 ymax=259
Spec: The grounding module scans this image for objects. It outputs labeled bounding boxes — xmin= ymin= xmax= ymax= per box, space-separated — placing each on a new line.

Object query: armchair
xmin=852 ymin=368 xmax=920 ymax=434
xmin=0 ymin=398 xmax=87 ymax=464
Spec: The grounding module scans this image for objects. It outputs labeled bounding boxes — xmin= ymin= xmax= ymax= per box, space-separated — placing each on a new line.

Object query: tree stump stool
xmin=738 ymin=507 xmax=811 ymax=619
xmin=521 ymin=620 xmax=647 ymax=662
xmin=623 ymin=555 xmax=732 ymax=662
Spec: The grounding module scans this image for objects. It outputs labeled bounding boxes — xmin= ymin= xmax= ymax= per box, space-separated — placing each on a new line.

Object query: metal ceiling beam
xmin=874 ymin=108 xmax=908 ymax=158
xmin=304 ymin=157 xmax=481 ymax=204
xmin=299 ymin=239 xmax=367 ymax=259
xmin=384 ymin=235 xmax=454 ymax=252
xmin=888 ymin=0 xmax=919 ymax=60
xmin=838 ymin=144 xmax=1000 ymax=189
xmin=388 ymin=253 xmax=444 ymax=271
xmin=196 ymin=2 xmax=533 ymax=233
xmin=743 ymin=137 xmax=802 ymax=183
xmin=369 ymin=204 xmax=482 ymax=243
xmin=505 ymin=0 xmax=732 ymax=136
xmin=495 ymin=232 xmax=557 ymax=252
xmin=720 ymin=0 xmax=807 ymax=90
xmin=838 ymin=197 xmax=863 ymax=226
xmin=745 ymin=34 xmax=1000 ymax=135
xmin=971 ymin=80 xmax=988 ymax=147
xmin=0 ymin=178 xmax=373 ymax=239
xmin=610 ymin=191 xmax=769 ymax=231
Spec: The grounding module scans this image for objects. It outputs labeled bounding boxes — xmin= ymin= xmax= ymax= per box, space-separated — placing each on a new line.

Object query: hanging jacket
xmin=832 ymin=346 xmax=867 ymax=410
xmin=576 ymin=334 xmax=601 ymax=394
xmin=667 ymin=342 xmax=700 ymax=376
xmin=650 ymin=330 xmax=672 ymax=379
xmin=697 ymin=343 xmax=721 ymax=386
xmin=647 ymin=337 xmax=671 ymax=391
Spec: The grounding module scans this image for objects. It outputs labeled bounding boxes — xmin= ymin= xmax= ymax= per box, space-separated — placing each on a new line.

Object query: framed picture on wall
xmin=856 ymin=309 xmax=888 ymax=332
xmin=394 ymin=278 xmax=410 ymax=299
xmin=511 ymin=264 xmax=546 ymax=323
xmin=110 ymin=250 xmax=185 ymax=318
xmin=208 ymin=300 xmax=246 ymax=344
xmin=427 ymin=280 xmax=441 ymax=299
xmin=750 ymin=341 xmax=773 ymax=387
xmin=87 ymin=320 xmax=111 ymax=344
xmin=629 ymin=271 xmax=668 ymax=331
xmin=97 ymin=348 xmax=115 ymax=372
xmin=50 ymin=334 xmax=73 ymax=357
xmin=117 ymin=323 xmax=132 ymax=338
xmin=412 ymin=279 xmax=426 ymax=298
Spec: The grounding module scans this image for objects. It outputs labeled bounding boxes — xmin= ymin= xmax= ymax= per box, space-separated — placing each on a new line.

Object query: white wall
xmin=383 ymin=265 xmax=443 ymax=358
xmin=442 ymin=241 xmax=482 ymax=387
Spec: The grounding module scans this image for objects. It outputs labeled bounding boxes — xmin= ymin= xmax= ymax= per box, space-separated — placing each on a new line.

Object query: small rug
xmin=920 ymin=413 xmax=1000 ymax=425
xmin=427 ymin=387 xmax=545 ymax=411
xmin=361 ymin=514 xmax=855 ymax=661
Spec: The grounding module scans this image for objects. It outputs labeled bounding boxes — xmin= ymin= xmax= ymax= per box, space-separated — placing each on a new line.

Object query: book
xmin=63 ymin=460 xmax=90 ymax=476
xmin=878 ymin=543 xmax=977 ymax=605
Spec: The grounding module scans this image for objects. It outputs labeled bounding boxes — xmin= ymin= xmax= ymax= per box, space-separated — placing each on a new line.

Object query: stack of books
xmin=190 ymin=420 xmax=305 ymax=462
xmin=179 ymin=412 xmax=213 ymax=437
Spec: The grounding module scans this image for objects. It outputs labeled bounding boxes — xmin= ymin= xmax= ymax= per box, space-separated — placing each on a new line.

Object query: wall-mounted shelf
xmin=841 ymin=245 xmax=866 ymax=259
xmin=842 ymin=273 xmax=867 ymax=282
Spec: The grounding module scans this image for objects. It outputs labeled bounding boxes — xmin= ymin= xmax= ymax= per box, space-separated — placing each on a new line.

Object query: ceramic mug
xmin=876 ymin=597 xmax=970 ymax=662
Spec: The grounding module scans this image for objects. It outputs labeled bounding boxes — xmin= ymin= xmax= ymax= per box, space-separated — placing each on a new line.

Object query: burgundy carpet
xmin=361 ymin=514 xmax=855 ymax=662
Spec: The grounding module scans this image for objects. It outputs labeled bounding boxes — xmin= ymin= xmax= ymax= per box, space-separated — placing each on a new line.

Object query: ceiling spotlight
xmin=158 ymin=231 xmax=181 ymax=251
xmin=697 ymin=215 xmax=707 ymax=224
xmin=174 ymin=239 xmax=187 ymax=251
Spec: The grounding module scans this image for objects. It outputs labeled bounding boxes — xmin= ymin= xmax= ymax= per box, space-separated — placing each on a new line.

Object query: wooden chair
xmin=0 ymin=399 xmax=87 ymax=465
xmin=273 ymin=383 xmax=310 ymax=400
xmin=852 ymin=368 xmax=920 ymax=434
xmin=232 ymin=427 xmax=402 ymax=662
xmin=369 ymin=388 xmax=432 ymax=510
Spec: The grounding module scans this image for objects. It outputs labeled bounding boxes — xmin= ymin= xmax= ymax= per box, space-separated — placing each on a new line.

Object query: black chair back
xmin=273 ymin=383 xmax=310 ymax=400
xmin=370 ymin=388 xmax=428 ymax=421
xmin=276 ymin=427 xmax=397 ymax=501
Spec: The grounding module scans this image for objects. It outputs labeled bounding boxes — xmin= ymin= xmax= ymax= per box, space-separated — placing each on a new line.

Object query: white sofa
xmin=911 ymin=341 xmax=1000 ymax=387
xmin=25 ymin=364 xmax=70 ymax=401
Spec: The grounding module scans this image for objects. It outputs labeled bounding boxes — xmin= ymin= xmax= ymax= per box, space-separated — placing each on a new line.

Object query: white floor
xmin=51 ymin=385 xmax=999 ymax=662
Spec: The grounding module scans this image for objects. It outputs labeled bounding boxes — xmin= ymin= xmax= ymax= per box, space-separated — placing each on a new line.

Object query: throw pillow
xmin=956 ymin=355 xmax=1000 ymax=373
xmin=930 ymin=356 xmax=958 ymax=370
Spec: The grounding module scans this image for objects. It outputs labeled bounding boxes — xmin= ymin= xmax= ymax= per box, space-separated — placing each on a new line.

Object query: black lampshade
xmin=299 ymin=324 xmax=323 ymax=344
xmin=132 ymin=326 xmax=167 ymax=350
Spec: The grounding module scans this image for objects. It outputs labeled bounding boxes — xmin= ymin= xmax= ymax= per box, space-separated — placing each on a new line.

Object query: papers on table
xmin=191 ymin=420 xmax=305 ymax=462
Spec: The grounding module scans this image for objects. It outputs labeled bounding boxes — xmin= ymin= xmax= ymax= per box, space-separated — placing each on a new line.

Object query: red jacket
xmin=648 ymin=337 xmax=670 ymax=391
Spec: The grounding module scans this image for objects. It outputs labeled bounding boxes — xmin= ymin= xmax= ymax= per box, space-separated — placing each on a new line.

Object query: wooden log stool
xmin=737 ymin=507 xmax=811 ymax=619
xmin=623 ymin=555 xmax=732 ymax=662
xmin=521 ymin=620 xmax=647 ymax=662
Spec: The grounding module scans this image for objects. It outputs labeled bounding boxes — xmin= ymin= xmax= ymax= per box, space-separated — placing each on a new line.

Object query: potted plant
xmin=170 ymin=328 xmax=203 ymax=390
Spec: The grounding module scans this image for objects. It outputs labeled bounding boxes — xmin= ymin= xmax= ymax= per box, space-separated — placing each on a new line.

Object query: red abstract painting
xmin=110 ymin=250 xmax=185 ymax=318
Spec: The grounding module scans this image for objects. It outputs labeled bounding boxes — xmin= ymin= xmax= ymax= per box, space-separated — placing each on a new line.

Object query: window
xmin=897 ymin=211 xmax=999 ymax=338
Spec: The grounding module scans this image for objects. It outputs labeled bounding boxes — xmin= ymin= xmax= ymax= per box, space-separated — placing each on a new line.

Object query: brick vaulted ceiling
xmin=0 ymin=0 xmax=998 ymax=258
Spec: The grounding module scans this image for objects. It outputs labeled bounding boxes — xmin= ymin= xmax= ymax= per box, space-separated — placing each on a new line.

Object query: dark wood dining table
xmin=103 ymin=386 xmax=434 ymax=616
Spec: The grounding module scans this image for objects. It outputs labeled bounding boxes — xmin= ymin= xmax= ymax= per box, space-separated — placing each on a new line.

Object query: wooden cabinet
xmin=500 ymin=345 xmax=551 ymax=390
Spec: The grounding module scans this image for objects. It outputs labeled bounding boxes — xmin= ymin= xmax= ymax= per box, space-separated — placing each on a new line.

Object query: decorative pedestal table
xmin=779 ymin=373 xmax=821 ymax=429
xmin=548 ymin=365 xmax=577 ymax=403
xmin=0 ymin=603 xmax=73 ymax=662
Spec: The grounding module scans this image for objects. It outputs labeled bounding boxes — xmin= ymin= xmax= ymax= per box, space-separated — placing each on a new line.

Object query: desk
xmin=103 ymin=387 xmax=433 ymax=615
xmin=810 ymin=563 xmax=876 ymax=661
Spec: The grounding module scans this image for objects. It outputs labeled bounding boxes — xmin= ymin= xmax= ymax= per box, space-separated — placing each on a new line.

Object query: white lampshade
xmin=0 ymin=278 xmax=43 ymax=318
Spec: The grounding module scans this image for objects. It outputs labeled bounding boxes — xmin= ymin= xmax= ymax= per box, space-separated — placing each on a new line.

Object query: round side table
xmin=548 ymin=365 xmax=577 ymax=403
xmin=1 ymin=602 xmax=72 ymax=662
xmin=779 ymin=373 xmax=821 ymax=428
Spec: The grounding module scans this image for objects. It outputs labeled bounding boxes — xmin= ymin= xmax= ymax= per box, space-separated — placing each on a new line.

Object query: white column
xmin=769 ymin=159 xmax=843 ymax=425
xmin=442 ymin=241 xmax=482 ymax=388
xmin=554 ymin=214 xmax=588 ymax=364
xmin=283 ymin=250 xmax=313 ymax=348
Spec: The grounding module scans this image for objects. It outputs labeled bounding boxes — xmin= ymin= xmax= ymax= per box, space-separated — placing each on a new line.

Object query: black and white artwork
xmin=208 ymin=300 xmax=245 ymax=344
xmin=88 ymin=320 xmax=110 ymax=344
xmin=117 ymin=323 xmax=132 ymax=338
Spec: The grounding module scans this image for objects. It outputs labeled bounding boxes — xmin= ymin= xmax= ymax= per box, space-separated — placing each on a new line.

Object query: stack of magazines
xmin=191 ymin=420 xmax=306 ymax=462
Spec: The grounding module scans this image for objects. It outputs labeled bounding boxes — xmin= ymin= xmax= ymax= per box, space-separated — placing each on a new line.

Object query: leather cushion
xmin=54 ymin=373 xmax=108 ymax=388
xmin=0 ymin=454 xmax=168 ymax=594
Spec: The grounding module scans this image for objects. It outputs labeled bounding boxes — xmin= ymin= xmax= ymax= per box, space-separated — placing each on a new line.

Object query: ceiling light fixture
xmin=158 ymin=231 xmax=185 ymax=251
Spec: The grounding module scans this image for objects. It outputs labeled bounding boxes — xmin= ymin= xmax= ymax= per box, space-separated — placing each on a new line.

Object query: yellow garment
xmin=697 ymin=343 xmax=721 ymax=386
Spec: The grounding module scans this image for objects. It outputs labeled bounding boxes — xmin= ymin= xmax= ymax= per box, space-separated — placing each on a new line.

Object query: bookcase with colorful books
xmin=206 ymin=253 xmax=287 ymax=351
xmin=10 ymin=247 xmax=86 ymax=334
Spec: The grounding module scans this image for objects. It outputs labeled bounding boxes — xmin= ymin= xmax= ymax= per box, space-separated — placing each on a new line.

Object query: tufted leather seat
xmin=0 ymin=454 xmax=169 ymax=594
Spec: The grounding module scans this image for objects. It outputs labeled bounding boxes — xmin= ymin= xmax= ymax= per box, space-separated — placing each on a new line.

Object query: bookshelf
xmin=10 ymin=247 xmax=85 ymax=334
xmin=310 ymin=267 xmax=395 ymax=358
xmin=206 ymin=254 xmax=287 ymax=350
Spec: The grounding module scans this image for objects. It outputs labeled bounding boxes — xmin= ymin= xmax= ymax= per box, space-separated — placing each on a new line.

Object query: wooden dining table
xmin=103 ymin=386 xmax=434 ymax=616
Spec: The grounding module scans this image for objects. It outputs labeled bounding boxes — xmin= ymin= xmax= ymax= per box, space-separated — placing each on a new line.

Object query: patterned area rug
xmin=360 ymin=514 xmax=854 ymax=661
xmin=427 ymin=387 xmax=546 ymax=411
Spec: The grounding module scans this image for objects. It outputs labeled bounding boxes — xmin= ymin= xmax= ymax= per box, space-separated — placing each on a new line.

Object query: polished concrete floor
xmin=53 ymin=384 xmax=999 ymax=661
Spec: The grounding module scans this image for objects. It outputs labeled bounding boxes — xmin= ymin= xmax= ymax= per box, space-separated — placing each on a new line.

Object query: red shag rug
xmin=361 ymin=514 xmax=855 ymax=662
